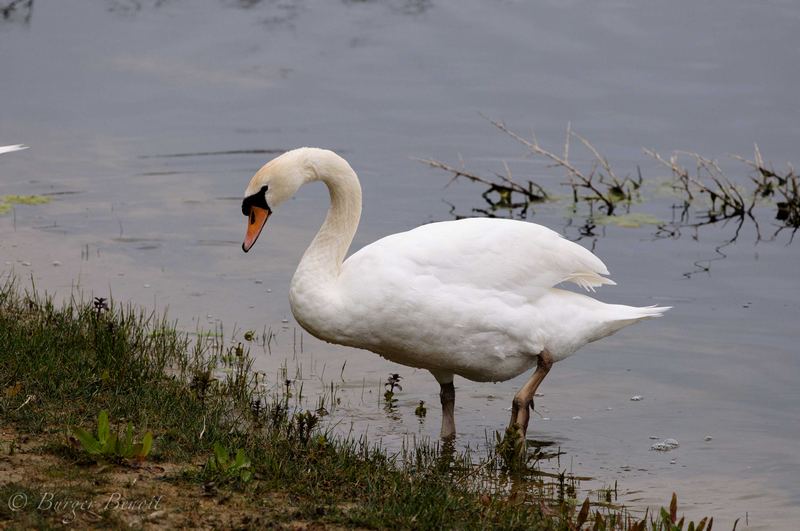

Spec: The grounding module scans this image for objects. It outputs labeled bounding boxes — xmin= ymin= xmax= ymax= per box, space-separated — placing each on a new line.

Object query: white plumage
xmin=0 ymin=144 xmax=28 ymax=155
xmin=241 ymin=147 xmax=669 ymax=439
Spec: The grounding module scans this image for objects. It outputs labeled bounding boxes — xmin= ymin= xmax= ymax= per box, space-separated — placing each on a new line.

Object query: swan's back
xmin=344 ymin=218 xmax=615 ymax=294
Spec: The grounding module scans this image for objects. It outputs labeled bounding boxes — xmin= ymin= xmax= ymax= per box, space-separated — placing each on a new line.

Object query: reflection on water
xmin=0 ymin=0 xmax=32 ymax=25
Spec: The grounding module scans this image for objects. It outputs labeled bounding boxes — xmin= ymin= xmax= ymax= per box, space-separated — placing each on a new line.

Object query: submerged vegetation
xmin=0 ymin=194 xmax=51 ymax=218
xmin=424 ymin=119 xmax=800 ymax=250
xmin=0 ymin=278 xmax=715 ymax=528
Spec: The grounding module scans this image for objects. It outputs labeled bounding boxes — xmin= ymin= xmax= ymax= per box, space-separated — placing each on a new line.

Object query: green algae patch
xmin=2 ymin=194 xmax=51 ymax=205
xmin=0 ymin=203 xmax=11 ymax=215
xmin=595 ymin=212 xmax=663 ymax=228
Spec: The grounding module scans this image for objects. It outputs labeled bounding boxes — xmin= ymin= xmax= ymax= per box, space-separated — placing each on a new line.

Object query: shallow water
xmin=2 ymin=1 xmax=799 ymax=527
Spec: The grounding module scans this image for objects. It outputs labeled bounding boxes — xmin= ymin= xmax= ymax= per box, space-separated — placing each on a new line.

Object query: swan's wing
xmin=344 ymin=218 xmax=614 ymax=293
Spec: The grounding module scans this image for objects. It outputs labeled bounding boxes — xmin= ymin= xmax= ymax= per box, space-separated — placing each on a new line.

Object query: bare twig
xmin=486 ymin=117 xmax=639 ymax=214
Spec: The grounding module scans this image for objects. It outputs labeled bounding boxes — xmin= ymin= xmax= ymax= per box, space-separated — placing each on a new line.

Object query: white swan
xmin=241 ymin=147 xmax=669 ymax=439
xmin=0 ymin=144 xmax=28 ymax=155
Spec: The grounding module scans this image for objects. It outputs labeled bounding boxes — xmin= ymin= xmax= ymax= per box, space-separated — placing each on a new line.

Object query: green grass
xmin=0 ymin=278 xmax=713 ymax=529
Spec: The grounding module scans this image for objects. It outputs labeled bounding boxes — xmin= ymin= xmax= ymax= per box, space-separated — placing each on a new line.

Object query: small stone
xmin=650 ymin=438 xmax=679 ymax=451
xmin=630 ymin=395 xmax=643 ymax=401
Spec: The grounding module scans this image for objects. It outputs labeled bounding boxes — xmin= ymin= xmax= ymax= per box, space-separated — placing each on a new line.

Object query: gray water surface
xmin=2 ymin=1 xmax=799 ymax=528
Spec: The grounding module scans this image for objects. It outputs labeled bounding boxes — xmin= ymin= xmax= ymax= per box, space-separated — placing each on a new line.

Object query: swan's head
xmin=241 ymin=148 xmax=315 ymax=252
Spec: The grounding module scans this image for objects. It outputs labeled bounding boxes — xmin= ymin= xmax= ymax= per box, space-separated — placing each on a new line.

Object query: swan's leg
xmin=439 ymin=381 xmax=456 ymax=439
xmin=508 ymin=350 xmax=553 ymax=438
xmin=431 ymin=371 xmax=456 ymax=439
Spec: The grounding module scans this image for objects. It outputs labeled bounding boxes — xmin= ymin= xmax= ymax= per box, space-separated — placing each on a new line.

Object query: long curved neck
xmin=300 ymin=163 xmax=362 ymax=280
xmin=290 ymin=152 xmax=362 ymax=314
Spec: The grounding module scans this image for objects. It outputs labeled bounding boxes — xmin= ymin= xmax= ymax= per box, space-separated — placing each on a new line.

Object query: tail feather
xmin=627 ymin=304 xmax=672 ymax=319
xmin=587 ymin=304 xmax=671 ymax=344
xmin=567 ymin=272 xmax=617 ymax=292
xmin=611 ymin=304 xmax=671 ymax=324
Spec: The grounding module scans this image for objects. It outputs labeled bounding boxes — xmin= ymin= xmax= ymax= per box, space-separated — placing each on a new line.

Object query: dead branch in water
xmin=486 ymin=117 xmax=641 ymax=214
xmin=417 ymin=156 xmax=547 ymax=219
xmin=646 ymin=145 xmax=800 ymax=242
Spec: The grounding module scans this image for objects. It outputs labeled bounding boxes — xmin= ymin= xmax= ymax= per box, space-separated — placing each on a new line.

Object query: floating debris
xmin=595 ymin=213 xmax=663 ymax=229
xmin=704 ymin=435 xmax=713 ymax=442
xmin=572 ymin=416 xmax=582 ymax=420
xmin=21 ymin=261 xmax=31 ymax=267
xmin=2 ymin=195 xmax=51 ymax=205
xmin=630 ymin=395 xmax=643 ymax=401
xmin=650 ymin=438 xmax=680 ymax=452
xmin=649 ymin=435 xmax=660 ymax=440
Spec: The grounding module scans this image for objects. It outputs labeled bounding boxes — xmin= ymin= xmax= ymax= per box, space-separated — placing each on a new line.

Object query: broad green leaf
xmin=97 ymin=410 xmax=110 ymax=444
xmin=72 ymin=427 xmax=102 ymax=454
xmin=234 ymin=449 xmax=250 ymax=469
xmin=119 ymin=424 xmax=134 ymax=457
xmin=102 ymin=432 xmax=118 ymax=455
xmin=139 ymin=431 xmax=152 ymax=458
xmin=213 ymin=442 xmax=228 ymax=467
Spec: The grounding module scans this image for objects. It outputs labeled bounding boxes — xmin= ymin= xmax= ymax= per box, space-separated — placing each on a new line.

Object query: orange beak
xmin=242 ymin=206 xmax=270 ymax=252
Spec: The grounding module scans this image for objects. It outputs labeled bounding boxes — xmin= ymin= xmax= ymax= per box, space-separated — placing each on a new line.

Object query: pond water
xmin=2 ymin=1 xmax=799 ymax=528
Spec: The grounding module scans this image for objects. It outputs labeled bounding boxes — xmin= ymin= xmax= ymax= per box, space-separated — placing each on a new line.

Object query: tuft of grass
xmin=0 ymin=278 xmax=713 ymax=529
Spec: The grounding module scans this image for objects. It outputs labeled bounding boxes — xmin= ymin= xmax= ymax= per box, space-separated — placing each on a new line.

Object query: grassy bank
xmin=0 ymin=279 xmax=712 ymax=529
